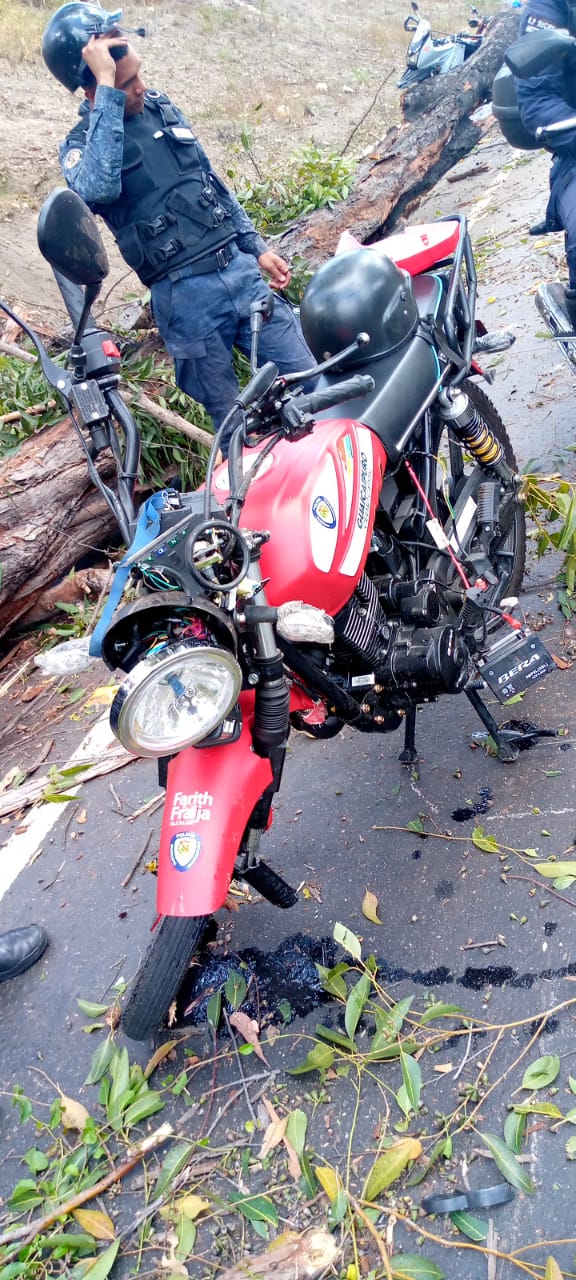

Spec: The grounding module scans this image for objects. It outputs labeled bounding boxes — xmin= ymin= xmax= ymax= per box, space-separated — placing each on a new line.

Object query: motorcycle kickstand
xmin=466 ymin=686 xmax=525 ymax=763
xmin=399 ymin=706 xmax=418 ymax=765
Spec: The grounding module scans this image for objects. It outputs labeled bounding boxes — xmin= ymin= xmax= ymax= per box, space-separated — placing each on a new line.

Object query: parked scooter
xmin=398 ymin=2 xmax=490 ymax=90
xmin=504 ymin=29 xmax=576 ymax=367
xmin=0 ymin=189 xmax=554 ymax=1041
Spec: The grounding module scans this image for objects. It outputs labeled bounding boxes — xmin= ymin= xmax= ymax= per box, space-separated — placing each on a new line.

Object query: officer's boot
xmin=565 ymin=287 xmax=576 ymax=332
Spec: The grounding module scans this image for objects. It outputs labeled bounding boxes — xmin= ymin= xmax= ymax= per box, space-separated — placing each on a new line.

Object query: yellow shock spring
xmin=461 ymin=408 xmax=504 ymax=465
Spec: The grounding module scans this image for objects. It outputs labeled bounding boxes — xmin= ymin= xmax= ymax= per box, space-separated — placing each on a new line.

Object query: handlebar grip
xmin=298 ymin=374 xmax=375 ymax=417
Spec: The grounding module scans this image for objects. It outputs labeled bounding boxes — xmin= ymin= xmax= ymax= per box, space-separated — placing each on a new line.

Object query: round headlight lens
xmin=110 ymin=642 xmax=242 ymax=757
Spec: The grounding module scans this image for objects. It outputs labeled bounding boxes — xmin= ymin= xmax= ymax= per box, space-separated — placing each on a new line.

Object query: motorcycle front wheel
xmin=122 ymin=914 xmax=210 ymax=1041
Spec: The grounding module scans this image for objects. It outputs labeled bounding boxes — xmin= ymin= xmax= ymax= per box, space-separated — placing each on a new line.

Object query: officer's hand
xmin=258 ymin=250 xmax=291 ymax=289
xmin=82 ymin=35 xmax=128 ymax=88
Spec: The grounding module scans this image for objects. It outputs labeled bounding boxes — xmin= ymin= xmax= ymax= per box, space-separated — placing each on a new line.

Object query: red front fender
xmin=157 ymin=693 xmax=273 ymax=917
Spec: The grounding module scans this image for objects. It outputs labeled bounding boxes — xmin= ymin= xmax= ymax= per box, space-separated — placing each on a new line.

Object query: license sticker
xmin=170 ymin=831 xmax=202 ymax=872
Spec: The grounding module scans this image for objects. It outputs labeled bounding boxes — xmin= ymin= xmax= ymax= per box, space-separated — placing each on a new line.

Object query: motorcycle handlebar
xmin=536 ymin=114 xmax=576 ymax=146
xmin=296 ymin=374 xmax=376 ymax=417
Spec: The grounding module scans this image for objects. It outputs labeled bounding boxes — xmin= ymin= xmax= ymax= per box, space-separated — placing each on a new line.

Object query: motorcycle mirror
xmin=505 ymin=30 xmax=576 ymax=79
xmin=249 ymin=292 xmax=275 ymax=371
xmin=411 ymin=1 xmax=419 ymax=11
xmin=404 ymin=15 xmax=418 ymax=31
xmin=37 ymin=188 xmax=109 ymax=288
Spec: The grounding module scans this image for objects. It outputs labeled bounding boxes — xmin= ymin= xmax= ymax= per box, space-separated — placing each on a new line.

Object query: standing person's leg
xmin=554 ymin=171 xmax=576 ymax=324
xmin=151 ymin=271 xmax=241 ymax=431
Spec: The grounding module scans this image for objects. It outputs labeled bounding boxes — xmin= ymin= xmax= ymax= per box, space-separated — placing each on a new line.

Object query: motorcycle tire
xmin=122 ymin=914 xmax=210 ymax=1041
xmin=442 ymin=379 xmax=526 ymax=610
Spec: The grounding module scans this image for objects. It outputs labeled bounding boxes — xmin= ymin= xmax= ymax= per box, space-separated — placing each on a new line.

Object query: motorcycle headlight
xmin=110 ymin=641 xmax=242 ymax=757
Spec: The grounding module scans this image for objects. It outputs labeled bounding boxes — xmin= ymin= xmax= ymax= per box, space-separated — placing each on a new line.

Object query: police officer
xmin=0 ymin=925 xmax=48 ymax=984
xmin=515 ymin=0 xmax=576 ymax=326
xmin=42 ymin=3 xmax=315 ymax=450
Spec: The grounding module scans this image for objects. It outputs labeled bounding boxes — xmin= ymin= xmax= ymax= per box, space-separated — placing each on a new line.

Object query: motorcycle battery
xmin=476 ymin=629 xmax=555 ymax=704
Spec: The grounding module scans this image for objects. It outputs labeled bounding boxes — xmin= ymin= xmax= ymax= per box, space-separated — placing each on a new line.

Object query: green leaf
xmin=71 ymin=1239 xmax=120 ymax=1280
xmin=419 ymin=1003 xmax=466 ymax=1025
xmin=472 ymin=826 xmax=500 ymax=853
xmin=316 ymin=961 xmax=350 ymax=1000
xmin=477 ymin=1132 xmax=534 ymax=1192
xmin=333 ymin=922 xmax=362 ymax=961
xmin=450 ymin=1212 xmax=488 ymax=1242
xmin=23 ymin=1147 xmax=50 ymax=1174
xmin=76 ymin=1000 xmax=110 ymax=1019
xmin=364 ymin=1138 xmax=422 ymax=1200
xmin=406 ymin=817 xmax=426 ymax=834
xmin=8 ymin=1178 xmax=44 ymax=1211
xmin=85 ymin=1037 xmax=115 ymax=1086
xmin=225 ymin=969 xmax=247 ymax=1010
xmin=504 ymin=1109 xmax=526 ymax=1153
xmin=535 ymin=861 xmax=576 ymax=878
xmin=514 ymin=1102 xmax=563 ymax=1118
xmin=521 ymin=1054 xmax=561 ymax=1090
xmin=315 ymin=1024 xmax=356 ymax=1051
xmin=108 ymin=1047 xmax=130 ymax=1107
xmin=154 ymin=1142 xmax=195 ymax=1199
xmin=175 ymin=1212 xmax=197 ymax=1261
xmin=287 ymin=1043 xmax=334 ymax=1075
xmin=228 ymin=1192 xmax=278 ymax=1225
xmin=207 ymin=990 xmax=222 ymax=1033
xmin=344 ymin=972 xmax=371 ymax=1040
xmin=286 ymin=1108 xmax=308 ymax=1157
xmin=122 ymin=1092 xmax=165 ymax=1128
xmin=400 ymin=1049 xmax=422 ymax=1113
xmin=566 ymin=1134 xmax=576 ymax=1156
xmin=553 ymin=875 xmax=576 ymax=890
xmin=390 ymin=1254 xmax=446 ymax=1279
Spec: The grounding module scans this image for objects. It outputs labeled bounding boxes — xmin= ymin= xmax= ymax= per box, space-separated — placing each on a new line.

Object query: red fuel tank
xmin=214 ymin=418 xmax=387 ymax=615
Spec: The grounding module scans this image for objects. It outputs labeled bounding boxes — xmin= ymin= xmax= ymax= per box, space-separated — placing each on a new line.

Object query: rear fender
xmin=157 ymin=693 xmax=273 ymax=917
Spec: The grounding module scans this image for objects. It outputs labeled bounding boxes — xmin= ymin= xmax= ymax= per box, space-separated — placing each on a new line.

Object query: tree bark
xmin=277 ymin=9 xmax=520 ymax=269
xmin=0 ymin=417 xmax=120 ymax=639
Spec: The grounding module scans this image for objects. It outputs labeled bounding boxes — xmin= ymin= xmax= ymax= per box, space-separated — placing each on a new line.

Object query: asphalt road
xmin=1 ymin=135 xmax=576 ymax=1278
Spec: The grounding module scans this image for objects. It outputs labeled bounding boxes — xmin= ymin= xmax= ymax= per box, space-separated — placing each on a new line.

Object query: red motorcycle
xmin=1 ymin=189 xmax=554 ymax=1040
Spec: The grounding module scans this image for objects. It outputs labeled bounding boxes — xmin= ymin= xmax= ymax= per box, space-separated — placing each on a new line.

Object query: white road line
xmin=0 ymin=713 xmax=116 ymax=902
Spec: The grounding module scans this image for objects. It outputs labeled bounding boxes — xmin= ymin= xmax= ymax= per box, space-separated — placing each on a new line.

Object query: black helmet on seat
xmin=42 ymin=3 xmax=126 ymax=92
xmin=300 ymin=248 xmax=419 ymax=369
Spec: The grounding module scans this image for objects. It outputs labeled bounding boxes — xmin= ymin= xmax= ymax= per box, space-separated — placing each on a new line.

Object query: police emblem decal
xmin=169 ymin=831 xmax=202 ymax=872
xmin=64 ymin=148 xmax=83 ymax=170
xmin=312 ymin=496 xmax=337 ymax=529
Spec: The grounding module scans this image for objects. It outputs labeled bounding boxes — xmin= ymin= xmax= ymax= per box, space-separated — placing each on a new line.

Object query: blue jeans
xmin=151 ymin=247 xmax=315 ymax=450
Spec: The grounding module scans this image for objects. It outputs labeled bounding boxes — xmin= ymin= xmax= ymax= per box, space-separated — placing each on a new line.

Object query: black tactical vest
xmin=70 ymin=92 xmax=236 ymax=285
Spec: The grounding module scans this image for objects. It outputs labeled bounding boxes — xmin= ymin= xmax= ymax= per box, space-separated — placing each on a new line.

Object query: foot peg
xmin=242 ymin=860 xmax=298 ymax=909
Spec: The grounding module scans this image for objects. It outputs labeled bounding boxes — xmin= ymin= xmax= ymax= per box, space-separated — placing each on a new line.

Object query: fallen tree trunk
xmin=0 ymin=416 xmax=121 ymax=639
xmin=278 ymin=8 xmax=520 ymax=268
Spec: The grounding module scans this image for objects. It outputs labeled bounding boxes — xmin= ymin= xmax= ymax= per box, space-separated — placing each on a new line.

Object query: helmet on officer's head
xmin=42 ymin=3 xmax=126 ymax=93
xmin=300 ymin=248 xmax=418 ymax=370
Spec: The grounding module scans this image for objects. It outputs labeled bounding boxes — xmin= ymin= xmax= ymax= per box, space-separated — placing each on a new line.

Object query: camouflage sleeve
xmin=59 ymin=85 xmax=126 ymax=206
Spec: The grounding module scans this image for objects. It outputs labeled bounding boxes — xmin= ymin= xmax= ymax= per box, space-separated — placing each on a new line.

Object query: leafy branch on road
xmin=3 ymin=932 xmax=576 ymax=1280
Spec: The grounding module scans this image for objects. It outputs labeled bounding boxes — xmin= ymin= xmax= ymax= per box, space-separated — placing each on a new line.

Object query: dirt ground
xmin=0 ymin=0 xmax=494 ymax=321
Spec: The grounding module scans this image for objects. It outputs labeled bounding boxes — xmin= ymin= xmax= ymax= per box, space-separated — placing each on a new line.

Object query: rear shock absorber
xmin=437 ymin=389 xmax=514 ymax=481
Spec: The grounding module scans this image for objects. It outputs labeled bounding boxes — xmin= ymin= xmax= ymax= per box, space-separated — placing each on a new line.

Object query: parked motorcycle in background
xmin=504 ymin=29 xmax=576 ymax=368
xmin=0 ymin=188 xmax=555 ymax=1042
xmin=398 ymin=2 xmax=491 ymax=89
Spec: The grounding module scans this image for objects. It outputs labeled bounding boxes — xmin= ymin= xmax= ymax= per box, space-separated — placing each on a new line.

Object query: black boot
xmin=0 ymin=925 xmax=48 ymax=982
xmin=565 ymin=287 xmax=576 ymax=331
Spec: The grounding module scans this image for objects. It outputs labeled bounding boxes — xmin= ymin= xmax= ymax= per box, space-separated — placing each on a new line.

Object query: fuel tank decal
xmin=170 ymin=831 xmax=203 ymax=872
xmin=341 ymin=428 xmax=375 ymax=577
xmin=337 ymin=434 xmax=355 ymax=524
xmin=310 ymin=455 xmax=339 ymax=572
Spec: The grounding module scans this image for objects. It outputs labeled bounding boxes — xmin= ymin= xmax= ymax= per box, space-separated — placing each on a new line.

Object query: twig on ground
xmin=223 ymin=1007 xmax=259 ymax=1127
xmin=121 ymin=831 xmax=153 ymax=888
xmin=508 ymin=872 xmax=576 ymax=910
